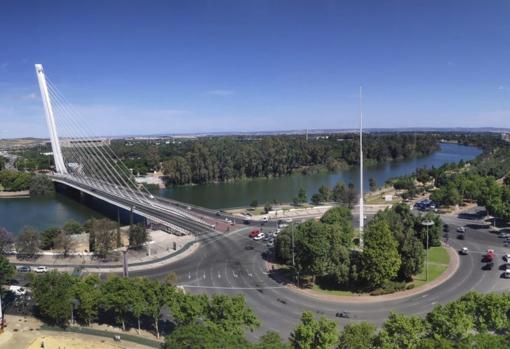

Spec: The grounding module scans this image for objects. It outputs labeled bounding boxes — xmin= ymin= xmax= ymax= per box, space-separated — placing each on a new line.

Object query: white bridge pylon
xmin=35 ymin=64 xmax=67 ymax=174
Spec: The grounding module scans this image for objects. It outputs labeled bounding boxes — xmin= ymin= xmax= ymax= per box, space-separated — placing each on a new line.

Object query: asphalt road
xmin=130 ymin=206 xmax=510 ymax=338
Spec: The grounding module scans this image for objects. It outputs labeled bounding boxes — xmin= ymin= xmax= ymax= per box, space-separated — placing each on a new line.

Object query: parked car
xmin=499 ymin=232 xmax=508 ymax=239
xmin=504 ymin=254 xmax=510 ymax=262
xmin=457 ymin=226 xmax=466 ymax=233
xmin=503 ymin=269 xmax=510 ymax=279
xmin=17 ymin=265 xmax=31 ymax=273
xmin=33 ymin=266 xmax=48 ymax=273
xmin=249 ymin=230 xmax=260 ymax=238
xmin=254 ymin=233 xmax=265 ymax=241
xmin=267 ymin=240 xmax=274 ymax=248
xmin=8 ymin=285 xmax=26 ymax=296
xmin=459 ymin=247 xmax=469 ymax=255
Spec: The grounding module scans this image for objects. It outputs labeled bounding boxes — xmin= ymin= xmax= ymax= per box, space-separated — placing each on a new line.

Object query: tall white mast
xmin=359 ymin=86 xmax=364 ymax=250
xmin=35 ymin=64 xmax=67 ymax=174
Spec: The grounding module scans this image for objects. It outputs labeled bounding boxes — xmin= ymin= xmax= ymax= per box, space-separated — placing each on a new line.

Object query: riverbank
xmin=0 ymin=190 xmax=30 ymax=198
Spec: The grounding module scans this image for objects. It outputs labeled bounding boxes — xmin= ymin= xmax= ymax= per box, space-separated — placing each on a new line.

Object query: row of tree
xmin=1 ymin=219 xmax=149 ymax=259
xmin=0 ymin=170 xmax=54 ymax=194
xmin=107 ymin=134 xmax=440 ymax=185
xmin=30 ymin=270 xmax=259 ymax=340
xmin=275 ymin=204 xmax=441 ymax=291
xmin=162 ymin=291 xmax=510 ymax=349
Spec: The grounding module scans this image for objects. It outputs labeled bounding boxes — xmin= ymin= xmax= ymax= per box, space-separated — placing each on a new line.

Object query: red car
xmin=249 ymin=229 xmax=260 ymax=238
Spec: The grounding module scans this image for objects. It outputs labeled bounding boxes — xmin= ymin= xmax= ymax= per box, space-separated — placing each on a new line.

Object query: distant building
xmin=61 ymin=138 xmax=111 ymax=148
xmin=502 ymin=133 xmax=510 ymax=142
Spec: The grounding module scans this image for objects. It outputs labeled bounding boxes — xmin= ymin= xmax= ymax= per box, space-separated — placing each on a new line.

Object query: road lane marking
xmin=180 ymin=285 xmax=287 ymax=290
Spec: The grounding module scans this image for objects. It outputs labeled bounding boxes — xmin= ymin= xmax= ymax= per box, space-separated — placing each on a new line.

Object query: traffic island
xmin=274 ymin=243 xmax=458 ymax=303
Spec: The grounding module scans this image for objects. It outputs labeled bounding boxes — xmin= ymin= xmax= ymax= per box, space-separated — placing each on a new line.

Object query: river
xmin=0 ymin=143 xmax=481 ymax=233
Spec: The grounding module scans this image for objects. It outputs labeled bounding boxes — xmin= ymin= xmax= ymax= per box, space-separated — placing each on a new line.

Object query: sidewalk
xmin=7 ymin=230 xmax=200 ymax=273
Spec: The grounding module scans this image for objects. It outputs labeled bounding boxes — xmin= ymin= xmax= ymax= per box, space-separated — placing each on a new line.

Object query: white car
xmin=254 ymin=233 xmax=265 ymax=241
xmin=457 ymin=226 xmax=466 ymax=233
xmin=9 ymin=286 xmax=27 ymax=296
xmin=499 ymin=232 xmax=508 ymax=239
xmin=460 ymin=247 xmax=469 ymax=255
xmin=504 ymin=269 xmax=510 ymax=279
xmin=267 ymin=240 xmax=274 ymax=248
xmin=504 ymin=254 xmax=510 ymax=262
xmin=34 ymin=266 xmax=48 ymax=273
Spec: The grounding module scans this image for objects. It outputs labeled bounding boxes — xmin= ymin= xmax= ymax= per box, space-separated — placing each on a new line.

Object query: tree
xmin=0 ymin=255 xmax=15 ymax=290
xmin=264 ymin=202 xmax=273 ymax=213
xmin=29 ymin=174 xmax=55 ymax=195
xmin=73 ymin=275 xmax=101 ymax=325
xmin=290 ymin=311 xmax=338 ymax=349
xmin=100 ymin=276 xmax=134 ymax=331
xmin=361 ymin=219 xmax=401 ymax=289
xmin=254 ymin=332 xmax=290 ymax=349
xmin=338 ymin=322 xmax=377 ymax=349
xmin=205 ymin=294 xmax=260 ymax=336
xmin=346 ymin=182 xmax=357 ymax=208
xmin=426 ymin=301 xmax=474 ymax=341
xmin=62 ymin=219 xmax=82 ymax=235
xmin=40 ymin=227 xmax=59 ymax=250
xmin=163 ymin=322 xmax=250 ymax=349
xmin=0 ymin=227 xmax=14 ymax=254
xmin=378 ymin=312 xmax=429 ymax=349
xmin=130 ymin=278 xmax=148 ymax=334
xmin=250 ymin=200 xmax=258 ymax=208
xmin=142 ymin=278 xmax=166 ymax=338
xmin=332 ymin=182 xmax=346 ymax=203
xmin=398 ymin=234 xmax=425 ymax=281
xmin=91 ymin=218 xmax=119 ymax=257
xmin=32 ymin=270 xmax=76 ymax=326
xmin=16 ymin=226 xmax=40 ymax=258
xmin=369 ymin=177 xmax=377 ymax=192
xmin=128 ymin=224 xmax=149 ymax=248
xmin=318 ymin=185 xmax=331 ymax=202
xmin=311 ymin=193 xmax=322 ymax=205
xmin=297 ymin=188 xmax=307 ymax=204
xmin=54 ymin=230 xmax=76 ymax=256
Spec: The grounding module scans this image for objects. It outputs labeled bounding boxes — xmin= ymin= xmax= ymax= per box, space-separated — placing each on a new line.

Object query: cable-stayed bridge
xmin=35 ymin=64 xmax=216 ymax=235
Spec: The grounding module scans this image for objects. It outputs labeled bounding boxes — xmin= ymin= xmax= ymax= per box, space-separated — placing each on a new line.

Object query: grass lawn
xmin=412 ymin=246 xmax=450 ymax=287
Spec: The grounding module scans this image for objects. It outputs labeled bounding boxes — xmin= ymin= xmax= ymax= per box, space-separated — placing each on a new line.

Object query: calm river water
xmin=0 ymin=143 xmax=481 ymax=233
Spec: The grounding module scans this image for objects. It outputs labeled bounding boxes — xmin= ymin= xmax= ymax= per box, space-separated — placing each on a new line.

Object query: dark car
xmin=17 ymin=266 xmax=31 ymax=273
xmin=482 ymin=262 xmax=495 ymax=270
xmin=443 ymin=224 xmax=449 ymax=232
xmin=457 ymin=234 xmax=465 ymax=240
xmin=336 ymin=311 xmax=351 ymax=318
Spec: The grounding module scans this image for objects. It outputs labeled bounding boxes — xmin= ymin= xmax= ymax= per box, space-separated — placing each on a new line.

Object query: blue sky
xmin=1 ymin=0 xmax=509 ymax=138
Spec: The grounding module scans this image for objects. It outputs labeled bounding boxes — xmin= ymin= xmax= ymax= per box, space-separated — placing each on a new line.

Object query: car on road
xmin=336 ymin=311 xmax=351 ymax=318
xmin=17 ymin=265 xmax=31 ymax=273
xmin=457 ymin=233 xmax=465 ymax=240
xmin=504 ymin=254 xmax=510 ymax=262
xmin=249 ymin=229 xmax=260 ymax=238
xmin=503 ymin=269 xmax=510 ymax=278
xmin=264 ymin=233 xmax=273 ymax=241
xmin=457 ymin=226 xmax=466 ymax=233
xmin=499 ymin=232 xmax=509 ymax=239
xmin=225 ymin=218 xmax=234 ymax=225
xmin=244 ymin=245 xmax=254 ymax=251
xmin=254 ymin=233 xmax=265 ymax=240
xmin=483 ymin=262 xmax=495 ymax=270
xmin=459 ymin=247 xmax=469 ymax=255
xmin=267 ymin=239 xmax=274 ymax=248
xmin=33 ymin=266 xmax=48 ymax=273
xmin=483 ymin=250 xmax=495 ymax=263
xmin=8 ymin=285 xmax=27 ymax=296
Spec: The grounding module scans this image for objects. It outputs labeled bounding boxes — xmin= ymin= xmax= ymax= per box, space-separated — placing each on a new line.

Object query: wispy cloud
xmin=498 ymin=85 xmax=506 ymax=91
xmin=15 ymin=92 xmax=39 ymax=101
xmin=205 ymin=89 xmax=235 ymax=96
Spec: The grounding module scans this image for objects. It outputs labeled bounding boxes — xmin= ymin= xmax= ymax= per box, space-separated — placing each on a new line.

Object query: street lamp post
xmin=422 ymin=220 xmax=434 ymax=281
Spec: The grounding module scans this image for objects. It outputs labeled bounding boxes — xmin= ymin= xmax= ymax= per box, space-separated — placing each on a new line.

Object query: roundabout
xmin=132 ymin=206 xmax=510 ymax=338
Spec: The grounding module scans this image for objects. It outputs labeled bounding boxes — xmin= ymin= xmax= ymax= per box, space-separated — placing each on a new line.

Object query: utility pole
xmin=359 ymin=86 xmax=365 ymax=250
xmin=422 ymin=220 xmax=434 ymax=281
